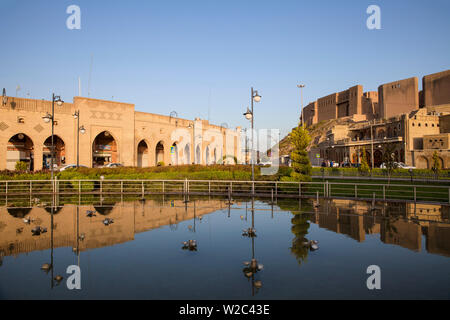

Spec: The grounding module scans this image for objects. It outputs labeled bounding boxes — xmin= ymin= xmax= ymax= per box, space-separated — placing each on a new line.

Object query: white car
xmin=380 ymin=162 xmax=416 ymax=170
xmin=59 ymin=164 xmax=88 ymax=171
xmin=103 ymin=163 xmax=123 ymax=168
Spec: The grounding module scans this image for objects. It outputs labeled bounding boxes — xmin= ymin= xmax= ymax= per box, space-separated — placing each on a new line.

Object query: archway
xmin=374 ymin=150 xmax=383 ymax=168
xmin=43 ymin=135 xmax=66 ymax=169
xmin=417 ymin=156 xmax=429 ymax=169
xmin=7 ymin=133 xmax=34 ymax=171
xmin=195 ymin=145 xmax=201 ymax=164
xmin=171 ymin=142 xmax=179 ymax=165
xmin=7 ymin=207 xmax=32 ymax=218
xmin=137 ymin=140 xmax=149 ymax=168
xmin=213 ymin=148 xmax=217 ymax=164
xmin=92 ymin=131 xmax=118 ymax=167
xmin=155 ymin=141 xmax=164 ymax=165
xmin=205 ymin=146 xmax=210 ymax=165
xmin=184 ymin=144 xmax=191 ymax=164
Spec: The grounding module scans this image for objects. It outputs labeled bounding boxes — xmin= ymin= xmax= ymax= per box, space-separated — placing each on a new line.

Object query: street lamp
xmin=243 ymin=87 xmax=261 ymax=182
xmin=188 ymin=122 xmax=195 ymax=164
xmin=297 ymin=84 xmax=305 ymax=126
xmin=73 ymin=110 xmax=86 ymax=167
xmin=42 ymin=94 xmax=64 ymax=183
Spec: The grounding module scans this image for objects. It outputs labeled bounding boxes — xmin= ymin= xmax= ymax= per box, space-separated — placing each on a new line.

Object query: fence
xmin=0 ymin=179 xmax=449 ymax=204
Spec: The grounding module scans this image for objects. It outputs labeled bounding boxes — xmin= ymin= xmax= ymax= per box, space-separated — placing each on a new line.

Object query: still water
xmin=0 ymin=196 xmax=449 ymax=300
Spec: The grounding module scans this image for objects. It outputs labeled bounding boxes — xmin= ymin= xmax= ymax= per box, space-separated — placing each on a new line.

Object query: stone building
xmin=0 ymin=96 xmax=242 ymax=171
xmin=306 ymin=69 xmax=450 ymax=169
xmin=313 ymin=107 xmax=450 ymax=169
xmin=302 ymin=69 xmax=450 ymax=127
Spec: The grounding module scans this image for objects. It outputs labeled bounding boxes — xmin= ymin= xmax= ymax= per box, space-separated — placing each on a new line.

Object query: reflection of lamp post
xmin=73 ymin=110 xmax=86 ymax=167
xmin=243 ymin=88 xmax=261 ymax=182
xmin=42 ymin=94 xmax=64 ymax=183
xmin=242 ymin=198 xmax=263 ymax=296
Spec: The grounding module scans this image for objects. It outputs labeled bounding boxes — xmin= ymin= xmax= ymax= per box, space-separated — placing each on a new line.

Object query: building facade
xmin=0 ymin=96 xmax=242 ymax=171
xmin=302 ymin=69 xmax=450 ymax=127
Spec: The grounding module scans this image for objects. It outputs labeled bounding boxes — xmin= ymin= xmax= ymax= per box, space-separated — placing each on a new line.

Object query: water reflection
xmin=0 ymin=199 xmax=228 ymax=258
xmin=277 ymin=198 xmax=450 ymax=258
xmin=0 ymin=197 xmax=449 ymax=299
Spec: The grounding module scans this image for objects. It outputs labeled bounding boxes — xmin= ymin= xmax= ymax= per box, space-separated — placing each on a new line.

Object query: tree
xmin=431 ymin=151 xmax=441 ymax=179
xmin=382 ymin=144 xmax=397 ymax=184
xmin=359 ymin=147 xmax=370 ymax=176
xmin=289 ymin=123 xmax=312 ymax=181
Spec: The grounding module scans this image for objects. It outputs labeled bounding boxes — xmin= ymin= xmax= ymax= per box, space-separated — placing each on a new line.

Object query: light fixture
xmin=253 ymin=91 xmax=261 ymax=103
xmin=42 ymin=113 xmax=52 ymax=123
xmin=104 ymin=131 xmax=110 ymax=137
xmin=54 ymin=96 xmax=64 ymax=106
xmin=79 ymin=126 xmax=86 ymax=134
xmin=243 ymin=108 xmax=253 ymax=120
xmin=18 ymin=133 xmax=24 ymax=140
xmin=73 ymin=111 xmax=79 ymax=119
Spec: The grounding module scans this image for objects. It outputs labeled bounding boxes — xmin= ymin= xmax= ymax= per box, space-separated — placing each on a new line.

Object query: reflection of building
xmin=0 ymin=96 xmax=242 ymax=170
xmin=0 ymin=200 xmax=227 ymax=257
xmin=307 ymin=200 xmax=450 ymax=257
xmin=305 ymin=70 xmax=450 ymax=168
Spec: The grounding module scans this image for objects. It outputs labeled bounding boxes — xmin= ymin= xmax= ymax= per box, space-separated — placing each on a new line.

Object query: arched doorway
xmin=417 ymin=156 xmax=429 ymax=169
xmin=137 ymin=140 xmax=149 ymax=168
xmin=195 ymin=145 xmax=201 ymax=164
xmin=155 ymin=141 xmax=164 ymax=165
xmin=213 ymin=148 xmax=217 ymax=164
xmin=374 ymin=150 xmax=383 ymax=168
xmin=92 ymin=131 xmax=118 ymax=167
xmin=7 ymin=133 xmax=34 ymax=171
xmin=171 ymin=142 xmax=178 ymax=165
xmin=43 ymin=135 xmax=66 ymax=169
xmin=184 ymin=144 xmax=191 ymax=164
xmin=205 ymin=146 xmax=210 ymax=165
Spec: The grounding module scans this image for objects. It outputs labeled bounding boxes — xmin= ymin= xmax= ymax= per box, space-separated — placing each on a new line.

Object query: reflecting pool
xmin=0 ymin=196 xmax=449 ymax=299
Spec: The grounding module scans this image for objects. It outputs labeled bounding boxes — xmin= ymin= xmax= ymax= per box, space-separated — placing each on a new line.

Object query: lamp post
xmin=243 ymin=87 xmax=261 ymax=181
xmin=42 ymin=94 xmax=64 ymax=182
xmin=297 ymin=84 xmax=305 ymax=127
xmin=188 ymin=122 xmax=194 ymax=164
xmin=72 ymin=110 xmax=86 ymax=167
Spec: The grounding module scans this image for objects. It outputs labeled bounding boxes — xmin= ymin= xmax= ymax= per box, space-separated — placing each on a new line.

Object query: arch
xmin=205 ymin=146 xmax=210 ymax=165
xmin=137 ymin=140 xmax=149 ymax=168
xmin=94 ymin=205 xmax=115 ymax=216
xmin=7 ymin=133 xmax=34 ymax=171
xmin=171 ymin=142 xmax=179 ymax=165
xmin=44 ymin=206 xmax=63 ymax=215
xmin=184 ymin=144 xmax=191 ymax=164
xmin=417 ymin=156 xmax=429 ymax=169
xmin=155 ymin=141 xmax=164 ymax=165
xmin=92 ymin=131 xmax=118 ymax=167
xmin=195 ymin=145 xmax=201 ymax=164
xmin=374 ymin=150 xmax=383 ymax=168
xmin=43 ymin=135 xmax=66 ymax=169
xmin=213 ymin=148 xmax=217 ymax=164
xmin=7 ymin=207 xmax=32 ymax=218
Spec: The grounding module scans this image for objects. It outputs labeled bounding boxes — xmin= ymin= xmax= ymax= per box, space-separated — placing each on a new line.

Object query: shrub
xmin=15 ymin=161 xmax=28 ymax=172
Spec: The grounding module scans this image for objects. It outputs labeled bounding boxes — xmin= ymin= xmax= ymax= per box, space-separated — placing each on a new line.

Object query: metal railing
xmin=0 ymin=179 xmax=448 ymax=204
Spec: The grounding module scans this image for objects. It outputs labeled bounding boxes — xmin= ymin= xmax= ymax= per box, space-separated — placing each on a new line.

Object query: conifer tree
xmin=289 ymin=123 xmax=312 ymax=181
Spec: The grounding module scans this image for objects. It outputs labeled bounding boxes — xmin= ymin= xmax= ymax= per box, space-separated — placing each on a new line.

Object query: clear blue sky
xmin=1 ymin=0 xmax=449 ymax=140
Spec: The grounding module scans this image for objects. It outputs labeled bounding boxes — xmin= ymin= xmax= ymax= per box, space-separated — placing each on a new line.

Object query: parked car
xmin=380 ymin=162 xmax=416 ymax=170
xmin=103 ymin=163 xmax=123 ymax=168
xmin=396 ymin=162 xmax=416 ymax=170
xmin=59 ymin=164 xmax=88 ymax=171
